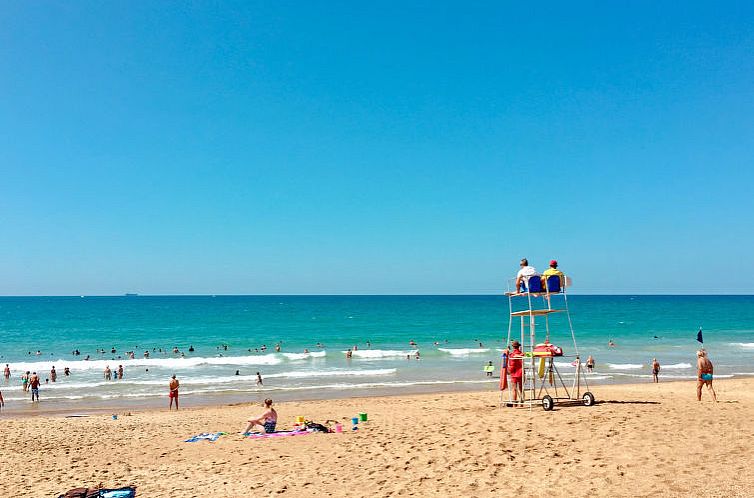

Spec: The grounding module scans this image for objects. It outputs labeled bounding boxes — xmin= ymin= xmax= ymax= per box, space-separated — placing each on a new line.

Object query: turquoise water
xmin=1 ymin=295 xmax=752 ymax=413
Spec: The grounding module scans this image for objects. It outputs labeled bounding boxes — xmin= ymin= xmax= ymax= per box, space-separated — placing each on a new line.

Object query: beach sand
xmin=1 ymin=378 xmax=752 ymax=497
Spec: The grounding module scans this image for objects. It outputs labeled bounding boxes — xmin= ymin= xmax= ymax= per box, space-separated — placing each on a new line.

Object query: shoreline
xmin=0 ymin=373 xmax=740 ymax=419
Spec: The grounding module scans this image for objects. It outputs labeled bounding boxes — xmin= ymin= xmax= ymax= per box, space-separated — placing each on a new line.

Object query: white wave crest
xmin=730 ymin=343 xmax=754 ymax=349
xmin=3 ymin=354 xmax=283 ymax=372
xmin=662 ymin=362 xmax=692 ymax=370
xmin=344 ymin=349 xmax=417 ymax=359
xmin=281 ymin=351 xmax=327 ymax=361
xmin=605 ymin=363 xmax=643 ymax=370
xmin=438 ymin=348 xmax=490 ymax=355
xmin=269 ymin=368 xmax=396 ymax=379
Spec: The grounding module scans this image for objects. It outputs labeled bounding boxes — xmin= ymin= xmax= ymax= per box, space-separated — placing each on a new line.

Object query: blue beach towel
xmin=184 ymin=432 xmax=225 ymax=442
xmin=100 ymin=489 xmax=136 ymax=498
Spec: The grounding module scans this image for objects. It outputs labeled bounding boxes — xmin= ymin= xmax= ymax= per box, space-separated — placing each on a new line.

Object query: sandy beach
xmin=1 ymin=378 xmax=752 ymax=497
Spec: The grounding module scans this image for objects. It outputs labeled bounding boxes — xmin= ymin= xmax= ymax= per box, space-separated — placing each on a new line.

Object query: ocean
xmin=1 ymin=295 xmax=752 ymax=414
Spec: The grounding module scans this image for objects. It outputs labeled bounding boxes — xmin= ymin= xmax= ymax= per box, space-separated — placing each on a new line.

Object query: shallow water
xmin=1 ymin=295 xmax=752 ymax=413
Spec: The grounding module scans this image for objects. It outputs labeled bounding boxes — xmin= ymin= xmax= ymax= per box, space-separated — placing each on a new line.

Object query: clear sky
xmin=2 ymin=2 xmax=753 ymax=295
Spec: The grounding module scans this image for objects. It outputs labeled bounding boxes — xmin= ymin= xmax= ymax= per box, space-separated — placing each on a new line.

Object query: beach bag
xmin=305 ymin=421 xmax=331 ymax=433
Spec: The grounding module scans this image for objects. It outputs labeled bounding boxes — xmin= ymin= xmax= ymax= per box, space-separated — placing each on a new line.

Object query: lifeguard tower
xmin=500 ymin=271 xmax=594 ymax=410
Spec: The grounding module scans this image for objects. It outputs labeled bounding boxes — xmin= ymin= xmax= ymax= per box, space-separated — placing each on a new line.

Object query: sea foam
xmin=3 ymin=354 xmax=284 ymax=372
xmin=344 ymin=349 xmax=417 ymax=359
xmin=438 ymin=348 xmax=491 ymax=355
xmin=605 ymin=363 xmax=644 ymax=370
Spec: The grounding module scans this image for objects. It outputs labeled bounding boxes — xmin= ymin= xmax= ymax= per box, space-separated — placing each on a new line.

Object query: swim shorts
xmin=701 ymin=373 xmax=713 ymax=381
xmin=263 ymin=421 xmax=277 ymax=433
xmin=169 ymin=391 xmax=178 ymax=398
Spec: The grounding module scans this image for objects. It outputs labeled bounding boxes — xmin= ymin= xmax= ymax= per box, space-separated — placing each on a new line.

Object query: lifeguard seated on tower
xmin=515 ymin=258 xmax=540 ymax=293
xmin=541 ymin=260 xmax=565 ymax=292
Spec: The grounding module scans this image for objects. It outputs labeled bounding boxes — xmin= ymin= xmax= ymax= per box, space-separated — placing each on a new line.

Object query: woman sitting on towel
xmin=244 ymin=398 xmax=278 ymax=434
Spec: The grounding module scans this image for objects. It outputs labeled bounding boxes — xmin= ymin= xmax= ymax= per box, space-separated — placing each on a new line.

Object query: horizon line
xmin=1 ymin=293 xmax=753 ymax=298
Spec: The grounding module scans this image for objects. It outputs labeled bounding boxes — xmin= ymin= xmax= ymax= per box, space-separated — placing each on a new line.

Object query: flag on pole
xmin=696 ymin=328 xmax=703 ymax=344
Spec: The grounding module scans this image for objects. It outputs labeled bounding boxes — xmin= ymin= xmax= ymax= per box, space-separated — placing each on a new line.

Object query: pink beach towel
xmin=246 ymin=430 xmax=313 ymax=439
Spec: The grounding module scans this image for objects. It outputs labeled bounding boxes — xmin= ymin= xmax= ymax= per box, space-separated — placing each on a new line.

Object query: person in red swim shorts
xmin=168 ymin=374 xmax=180 ymax=410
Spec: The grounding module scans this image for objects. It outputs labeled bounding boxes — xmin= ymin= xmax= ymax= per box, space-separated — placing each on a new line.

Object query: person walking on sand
xmin=696 ymin=350 xmax=717 ymax=402
xmin=29 ymin=372 xmax=40 ymax=402
xmin=169 ymin=374 xmax=180 ymax=410
xmin=243 ymin=398 xmax=277 ymax=434
xmin=652 ymin=358 xmax=660 ymax=383
xmin=0 ymin=389 xmax=4 ymax=412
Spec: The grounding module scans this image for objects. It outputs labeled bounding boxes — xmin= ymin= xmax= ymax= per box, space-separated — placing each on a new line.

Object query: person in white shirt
xmin=515 ymin=258 xmax=539 ymax=293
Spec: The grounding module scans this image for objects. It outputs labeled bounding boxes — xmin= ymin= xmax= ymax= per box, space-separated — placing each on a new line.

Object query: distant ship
xmin=124 ymin=293 xmax=139 ymax=297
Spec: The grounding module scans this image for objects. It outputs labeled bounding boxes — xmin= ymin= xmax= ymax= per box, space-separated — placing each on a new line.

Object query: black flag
xmin=697 ymin=328 xmax=703 ymax=344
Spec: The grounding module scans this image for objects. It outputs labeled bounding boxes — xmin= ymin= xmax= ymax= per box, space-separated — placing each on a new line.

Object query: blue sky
xmin=2 ymin=2 xmax=753 ymax=295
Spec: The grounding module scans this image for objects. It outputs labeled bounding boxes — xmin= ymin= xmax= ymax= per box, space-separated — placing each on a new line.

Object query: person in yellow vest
xmin=541 ymin=260 xmax=565 ymax=290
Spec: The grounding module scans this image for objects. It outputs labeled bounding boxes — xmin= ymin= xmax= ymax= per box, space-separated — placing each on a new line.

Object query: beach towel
xmin=184 ymin=432 xmax=226 ymax=442
xmin=246 ymin=429 xmax=313 ymax=439
xmin=58 ymin=487 xmax=136 ymax=498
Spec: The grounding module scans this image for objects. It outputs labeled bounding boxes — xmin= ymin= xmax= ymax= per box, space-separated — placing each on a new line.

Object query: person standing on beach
xmin=696 ymin=351 xmax=717 ymax=402
xmin=652 ymin=358 xmax=660 ymax=383
xmin=104 ymin=366 xmax=112 ymax=380
xmin=586 ymin=355 xmax=595 ymax=372
xmin=29 ymin=372 xmax=40 ymax=402
xmin=0 ymin=389 xmax=4 ymax=412
xmin=117 ymin=365 xmax=124 ymax=380
xmin=3 ymin=364 xmax=10 ymax=381
xmin=169 ymin=374 xmax=180 ymax=410
xmin=50 ymin=366 xmax=57 ymax=383
xmin=21 ymin=371 xmax=29 ymax=392
xmin=256 ymin=372 xmax=263 ymax=386
xmin=508 ymin=341 xmax=524 ymax=403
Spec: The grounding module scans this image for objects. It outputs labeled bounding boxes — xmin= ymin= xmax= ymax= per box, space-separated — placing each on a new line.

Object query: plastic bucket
xmin=335 ymin=423 xmax=343 ymax=433
xmin=351 ymin=417 xmax=359 ymax=425
xmin=295 ymin=415 xmax=305 ymax=424
xmin=112 ymin=414 xmax=118 ymax=420
xmin=359 ymin=412 xmax=368 ymax=422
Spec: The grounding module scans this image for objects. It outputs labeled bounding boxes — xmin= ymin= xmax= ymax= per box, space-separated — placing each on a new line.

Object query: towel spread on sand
xmin=246 ymin=430 xmax=313 ymax=439
xmin=184 ymin=432 xmax=226 ymax=442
